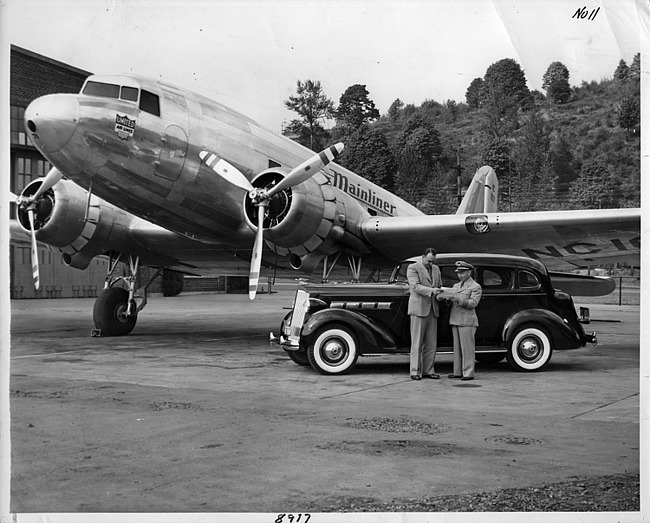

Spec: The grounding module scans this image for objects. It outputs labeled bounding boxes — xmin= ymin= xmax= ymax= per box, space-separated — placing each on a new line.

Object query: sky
xmin=2 ymin=0 xmax=648 ymax=132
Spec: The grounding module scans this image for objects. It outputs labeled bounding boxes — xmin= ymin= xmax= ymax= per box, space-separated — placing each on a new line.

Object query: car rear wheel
xmin=506 ymin=325 xmax=553 ymax=371
xmin=308 ymin=324 xmax=359 ymax=375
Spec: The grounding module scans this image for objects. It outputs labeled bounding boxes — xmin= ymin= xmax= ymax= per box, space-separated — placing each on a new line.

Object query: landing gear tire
xmin=287 ymin=350 xmax=310 ymax=366
xmin=506 ymin=325 xmax=552 ymax=371
xmin=308 ymin=324 xmax=358 ymax=375
xmin=93 ymin=287 xmax=137 ymax=336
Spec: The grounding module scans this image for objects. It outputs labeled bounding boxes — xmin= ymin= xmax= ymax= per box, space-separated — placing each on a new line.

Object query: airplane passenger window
xmin=140 ymin=90 xmax=160 ymax=116
xmin=82 ymin=81 xmax=120 ymax=99
xmin=121 ymin=86 xmax=139 ymax=102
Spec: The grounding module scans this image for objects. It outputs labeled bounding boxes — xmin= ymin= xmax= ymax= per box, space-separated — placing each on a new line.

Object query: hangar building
xmin=9 ymin=44 xmax=112 ymax=299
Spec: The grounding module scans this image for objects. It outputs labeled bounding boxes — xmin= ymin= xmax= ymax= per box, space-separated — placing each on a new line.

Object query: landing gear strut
xmin=321 ymin=252 xmax=363 ymax=283
xmin=91 ymin=254 xmax=162 ymax=336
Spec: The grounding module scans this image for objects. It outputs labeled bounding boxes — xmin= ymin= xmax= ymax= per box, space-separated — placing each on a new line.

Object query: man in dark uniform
xmin=406 ymin=247 xmax=443 ymax=380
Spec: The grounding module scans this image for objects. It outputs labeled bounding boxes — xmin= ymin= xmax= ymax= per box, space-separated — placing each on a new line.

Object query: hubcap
xmin=518 ymin=336 xmax=542 ymax=361
xmin=321 ymin=338 xmax=348 ymax=365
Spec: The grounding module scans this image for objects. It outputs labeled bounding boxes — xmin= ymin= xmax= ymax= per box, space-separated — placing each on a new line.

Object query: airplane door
xmin=154 ymin=124 xmax=188 ymax=181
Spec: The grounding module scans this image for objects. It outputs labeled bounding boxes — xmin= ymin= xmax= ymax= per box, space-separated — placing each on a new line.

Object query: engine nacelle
xmin=16 ymin=178 xmax=131 ymax=270
xmin=243 ymin=169 xmax=369 ymax=271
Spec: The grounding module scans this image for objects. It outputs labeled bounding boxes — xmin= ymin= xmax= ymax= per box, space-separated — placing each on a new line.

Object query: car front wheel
xmin=286 ymin=350 xmax=310 ymax=366
xmin=308 ymin=324 xmax=359 ymax=375
xmin=506 ymin=325 xmax=553 ymax=371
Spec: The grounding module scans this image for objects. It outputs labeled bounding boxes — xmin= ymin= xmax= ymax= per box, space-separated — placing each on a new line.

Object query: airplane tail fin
xmin=455 ymin=166 xmax=499 ymax=214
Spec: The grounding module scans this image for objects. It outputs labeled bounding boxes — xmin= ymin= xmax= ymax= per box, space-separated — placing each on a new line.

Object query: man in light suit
xmin=407 ymin=247 xmax=443 ymax=380
xmin=442 ymin=261 xmax=483 ymax=381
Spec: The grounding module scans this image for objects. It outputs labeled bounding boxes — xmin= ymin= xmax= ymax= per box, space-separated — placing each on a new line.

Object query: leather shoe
xmin=448 ymin=374 xmax=462 ymax=379
xmin=423 ymin=374 xmax=440 ymax=379
xmin=461 ymin=377 xmax=474 ymax=381
xmin=411 ymin=375 xmax=421 ymax=381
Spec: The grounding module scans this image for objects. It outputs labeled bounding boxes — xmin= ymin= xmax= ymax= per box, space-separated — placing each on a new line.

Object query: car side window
xmin=392 ymin=262 xmax=411 ymax=283
xmin=478 ymin=267 xmax=514 ymax=292
xmin=518 ymin=270 xmax=541 ymax=290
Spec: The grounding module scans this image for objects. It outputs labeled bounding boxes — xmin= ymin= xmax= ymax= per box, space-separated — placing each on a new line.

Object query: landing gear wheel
xmin=286 ymin=350 xmax=310 ymax=366
xmin=93 ymin=287 xmax=137 ymax=336
xmin=308 ymin=324 xmax=358 ymax=375
xmin=506 ymin=325 xmax=552 ymax=371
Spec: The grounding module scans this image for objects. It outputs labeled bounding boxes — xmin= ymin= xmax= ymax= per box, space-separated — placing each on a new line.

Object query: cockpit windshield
xmin=83 ymin=81 xmax=121 ymax=99
xmin=81 ymin=80 xmax=160 ymax=116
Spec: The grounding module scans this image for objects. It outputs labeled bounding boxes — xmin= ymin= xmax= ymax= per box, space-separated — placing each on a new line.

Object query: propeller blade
xmin=30 ymin=167 xmax=63 ymax=201
xmin=199 ymin=151 xmax=253 ymax=192
xmin=267 ymin=143 xmax=344 ymax=197
xmin=27 ymin=209 xmax=40 ymax=290
xmin=248 ymin=205 xmax=266 ymax=300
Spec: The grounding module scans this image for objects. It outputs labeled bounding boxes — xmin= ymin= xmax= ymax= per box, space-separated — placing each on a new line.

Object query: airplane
xmin=13 ymin=73 xmax=640 ymax=336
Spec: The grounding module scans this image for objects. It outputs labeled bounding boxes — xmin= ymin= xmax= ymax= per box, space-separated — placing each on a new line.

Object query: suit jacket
xmin=449 ymin=277 xmax=482 ymax=327
xmin=407 ymin=259 xmax=442 ymax=317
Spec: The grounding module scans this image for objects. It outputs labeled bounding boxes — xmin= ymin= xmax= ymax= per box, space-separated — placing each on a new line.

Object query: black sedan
xmin=279 ymin=253 xmax=597 ymax=375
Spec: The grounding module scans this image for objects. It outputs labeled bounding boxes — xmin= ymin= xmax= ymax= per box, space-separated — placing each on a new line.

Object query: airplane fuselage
xmin=25 ymin=74 xmax=421 ymax=262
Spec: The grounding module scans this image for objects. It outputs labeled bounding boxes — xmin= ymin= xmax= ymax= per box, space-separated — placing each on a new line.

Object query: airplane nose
xmin=24 ymin=94 xmax=79 ymax=154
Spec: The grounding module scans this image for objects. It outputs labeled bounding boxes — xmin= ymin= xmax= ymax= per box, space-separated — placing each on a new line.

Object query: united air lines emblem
xmin=465 ymin=215 xmax=491 ymax=234
xmin=114 ymin=114 xmax=136 ymax=140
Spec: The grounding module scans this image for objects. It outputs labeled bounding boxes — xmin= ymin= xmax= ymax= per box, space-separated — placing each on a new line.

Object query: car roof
xmin=401 ymin=253 xmax=549 ymax=273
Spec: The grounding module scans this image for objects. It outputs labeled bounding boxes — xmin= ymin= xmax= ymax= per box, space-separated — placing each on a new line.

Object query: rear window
xmin=518 ymin=270 xmax=541 ymax=290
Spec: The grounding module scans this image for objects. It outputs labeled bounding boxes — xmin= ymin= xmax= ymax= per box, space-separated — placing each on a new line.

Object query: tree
xmin=542 ymin=61 xmax=571 ymax=104
xmin=395 ymin=113 xmax=442 ymax=169
xmin=283 ymin=79 xmax=335 ymax=150
xmin=549 ymin=133 xmax=577 ymax=191
xmin=569 ymin=160 xmax=617 ymax=209
xmin=481 ymin=139 xmax=512 ymax=180
xmin=387 ymin=98 xmax=404 ymax=120
xmin=479 ymin=58 xmax=531 ymax=138
xmin=337 ymin=126 xmax=396 ymax=190
xmin=617 ymin=96 xmax=640 ymax=132
xmin=465 ymin=77 xmax=483 ymax=110
xmin=629 ymin=53 xmax=641 ymax=78
xmin=393 ymin=113 xmax=443 ymax=207
xmin=394 ymin=140 xmax=431 ymax=206
xmin=613 ymin=59 xmax=629 ymax=82
xmin=336 ymin=84 xmax=380 ymax=128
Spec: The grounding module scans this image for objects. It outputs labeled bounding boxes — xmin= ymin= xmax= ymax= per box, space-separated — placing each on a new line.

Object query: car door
xmin=474 ymin=265 xmax=517 ymax=346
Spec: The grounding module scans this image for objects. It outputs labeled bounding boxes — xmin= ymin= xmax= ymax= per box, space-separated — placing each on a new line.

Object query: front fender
xmin=302 ymin=308 xmax=398 ymax=354
xmin=502 ymin=309 xmax=583 ymax=350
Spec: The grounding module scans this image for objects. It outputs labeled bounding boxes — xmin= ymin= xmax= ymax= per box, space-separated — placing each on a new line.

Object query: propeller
xmin=200 ymin=143 xmax=344 ymax=299
xmin=26 ymin=204 xmax=40 ymax=290
xmin=14 ymin=167 xmax=64 ymax=290
xmin=27 ymin=167 xmax=63 ymax=202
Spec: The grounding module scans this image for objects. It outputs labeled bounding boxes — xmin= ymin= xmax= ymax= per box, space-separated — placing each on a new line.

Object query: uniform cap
xmin=454 ymin=261 xmax=474 ymax=272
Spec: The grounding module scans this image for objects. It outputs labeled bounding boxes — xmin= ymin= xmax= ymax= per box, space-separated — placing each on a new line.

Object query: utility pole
xmin=455 ymin=146 xmax=463 ymax=206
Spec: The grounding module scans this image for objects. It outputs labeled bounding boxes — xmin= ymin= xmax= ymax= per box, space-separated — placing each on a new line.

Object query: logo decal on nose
xmin=115 ymin=114 xmax=136 ymax=140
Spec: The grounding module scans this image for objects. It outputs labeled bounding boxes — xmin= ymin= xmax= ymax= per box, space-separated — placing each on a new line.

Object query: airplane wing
xmin=361 ymin=208 xmax=640 ymax=270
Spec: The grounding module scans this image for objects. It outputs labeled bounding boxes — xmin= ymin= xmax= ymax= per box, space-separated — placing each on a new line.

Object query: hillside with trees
xmin=282 ymin=54 xmax=640 ymax=215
